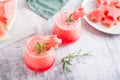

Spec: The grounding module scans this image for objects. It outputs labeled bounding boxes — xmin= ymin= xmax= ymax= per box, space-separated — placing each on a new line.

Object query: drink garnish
xmin=66 ymin=14 xmax=74 ymax=24
xmin=66 ymin=7 xmax=85 ymax=25
xmin=34 ymin=42 xmax=48 ymax=56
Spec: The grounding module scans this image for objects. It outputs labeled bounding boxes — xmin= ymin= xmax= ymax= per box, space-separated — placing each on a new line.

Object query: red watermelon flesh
xmin=71 ymin=7 xmax=85 ymax=21
xmin=0 ymin=17 xmax=12 ymax=30
xmin=102 ymin=17 xmax=117 ymax=27
xmin=0 ymin=26 xmax=5 ymax=36
xmin=0 ymin=2 xmax=5 ymax=19
xmin=117 ymin=11 xmax=120 ymax=21
xmin=115 ymin=1 xmax=120 ymax=8
xmin=0 ymin=0 xmax=15 ymax=19
xmin=96 ymin=0 xmax=111 ymax=5
xmin=89 ymin=8 xmax=105 ymax=22
xmin=117 ymin=16 xmax=120 ymax=21
xmin=97 ymin=5 xmax=110 ymax=16
xmin=107 ymin=6 xmax=120 ymax=21
xmin=88 ymin=0 xmax=120 ymax=27
xmin=0 ymin=0 xmax=15 ymax=30
xmin=43 ymin=35 xmax=62 ymax=50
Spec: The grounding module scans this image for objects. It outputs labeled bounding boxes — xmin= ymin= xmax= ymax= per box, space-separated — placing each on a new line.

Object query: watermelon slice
xmin=102 ymin=17 xmax=117 ymax=27
xmin=0 ymin=0 xmax=16 ymax=30
xmin=107 ymin=6 xmax=120 ymax=20
xmin=88 ymin=0 xmax=120 ymax=27
xmin=43 ymin=35 xmax=62 ymax=49
xmin=0 ymin=24 xmax=10 ymax=42
xmin=0 ymin=0 xmax=16 ymax=42
xmin=89 ymin=8 xmax=105 ymax=22
xmin=71 ymin=7 xmax=85 ymax=20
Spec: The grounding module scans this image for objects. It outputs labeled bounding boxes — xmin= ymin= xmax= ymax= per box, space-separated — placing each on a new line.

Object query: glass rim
xmin=25 ymin=36 xmax=54 ymax=58
xmin=54 ymin=10 xmax=81 ymax=30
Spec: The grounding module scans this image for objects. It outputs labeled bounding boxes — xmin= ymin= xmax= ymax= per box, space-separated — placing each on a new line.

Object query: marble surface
xmin=0 ymin=0 xmax=120 ymax=80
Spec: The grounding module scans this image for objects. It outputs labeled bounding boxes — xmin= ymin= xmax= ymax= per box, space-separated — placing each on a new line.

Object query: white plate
xmin=82 ymin=0 xmax=120 ymax=34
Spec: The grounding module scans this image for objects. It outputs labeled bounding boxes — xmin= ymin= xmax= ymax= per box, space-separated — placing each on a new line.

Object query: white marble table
xmin=0 ymin=0 xmax=120 ymax=80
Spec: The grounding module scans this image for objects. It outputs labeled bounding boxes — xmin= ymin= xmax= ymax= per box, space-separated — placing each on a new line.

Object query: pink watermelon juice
xmin=53 ymin=10 xmax=82 ymax=44
xmin=24 ymin=35 xmax=61 ymax=72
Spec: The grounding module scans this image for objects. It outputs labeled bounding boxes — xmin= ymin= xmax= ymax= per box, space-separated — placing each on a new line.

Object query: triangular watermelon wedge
xmin=0 ymin=0 xmax=16 ymax=31
xmin=0 ymin=25 xmax=10 ymax=42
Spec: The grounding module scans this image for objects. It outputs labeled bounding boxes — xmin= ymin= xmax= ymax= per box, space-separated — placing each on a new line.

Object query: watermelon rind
xmin=0 ymin=33 xmax=10 ymax=42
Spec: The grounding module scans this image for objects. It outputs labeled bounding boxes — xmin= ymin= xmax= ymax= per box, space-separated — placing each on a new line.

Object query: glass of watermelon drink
xmin=24 ymin=35 xmax=61 ymax=72
xmin=53 ymin=8 xmax=84 ymax=44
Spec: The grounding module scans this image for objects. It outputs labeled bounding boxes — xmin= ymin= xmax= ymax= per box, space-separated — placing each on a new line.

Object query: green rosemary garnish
xmin=34 ymin=42 xmax=48 ymax=56
xmin=66 ymin=14 xmax=74 ymax=24
xmin=62 ymin=49 xmax=91 ymax=73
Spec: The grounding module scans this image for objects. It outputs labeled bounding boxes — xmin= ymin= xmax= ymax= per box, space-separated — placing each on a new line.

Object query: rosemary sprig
xmin=62 ymin=49 xmax=91 ymax=73
xmin=66 ymin=14 xmax=74 ymax=24
xmin=34 ymin=42 xmax=48 ymax=56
